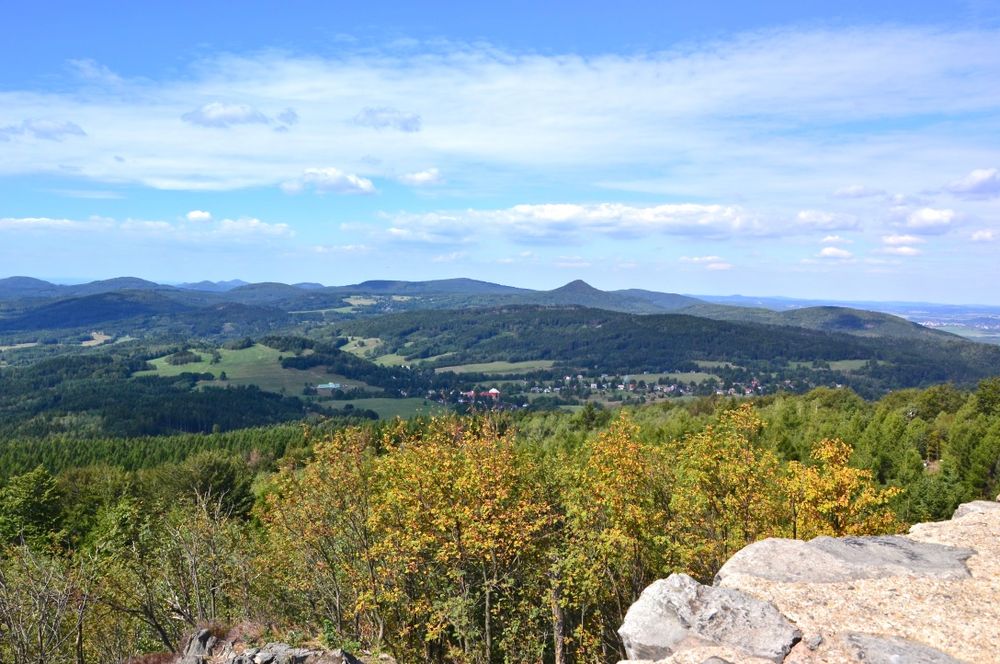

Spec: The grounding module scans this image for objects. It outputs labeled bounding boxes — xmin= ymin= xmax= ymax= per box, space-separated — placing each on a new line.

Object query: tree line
xmin=2 ymin=379 xmax=999 ymax=662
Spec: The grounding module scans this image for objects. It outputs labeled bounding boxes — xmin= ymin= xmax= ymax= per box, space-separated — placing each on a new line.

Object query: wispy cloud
xmin=312 ymin=243 xmax=371 ymax=254
xmin=353 ymin=106 xmax=421 ymax=132
xmin=795 ymin=210 xmax=859 ymax=231
xmin=817 ymin=246 xmax=853 ymax=259
xmin=679 ymin=256 xmax=733 ymax=270
xmin=431 ymin=251 xmax=467 ymax=263
xmin=681 ymin=255 xmax=724 ymax=263
xmin=832 ymin=184 xmax=886 ymax=199
xmin=881 ymin=234 xmax=925 ymax=245
xmin=0 ymin=119 xmax=86 ymax=142
xmin=0 ymin=25 xmax=996 ymax=195
xmin=398 ymin=167 xmax=443 ymax=186
xmin=878 ymin=234 xmax=924 ymax=256
xmin=0 ymin=214 xmax=291 ymax=241
xmin=0 ymin=216 xmax=110 ymax=231
xmin=946 ymin=168 xmax=1000 ymax=198
xmin=282 ymin=168 xmax=376 ymax=195
xmin=882 ymin=245 xmax=922 ymax=256
xmin=68 ymin=58 xmax=125 ymax=86
xmin=181 ymin=102 xmax=270 ymax=128
xmin=50 ymin=189 xmax=123 ymax=200
xmin=383 ymin=203 xmax=764 ymax=245
xmin=217 ymin=217 xmax=292 ymax=237
xmin=555 ymin=256 xmax=591 ymax=268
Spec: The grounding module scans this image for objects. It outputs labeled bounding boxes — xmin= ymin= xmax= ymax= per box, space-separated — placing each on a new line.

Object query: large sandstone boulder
xmin=618 ymin=573 xmax=801 ymax=662
xmin=618 ymin=499 xmax=1000 ymax=663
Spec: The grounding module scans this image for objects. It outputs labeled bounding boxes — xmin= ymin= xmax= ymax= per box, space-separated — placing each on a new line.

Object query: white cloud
xmin=818 ymin=246 xmax=853 ymax=259
xmin=681 ymin=255 xmax=724 ymax=263
xmin=795 ymin=210 xmax=859 ymax=231
xmin=0 ymin=25 xmax=997 ymax=194
xmin=284 ymin=168 xmax=376 ymax=195
xmin=181 ymin=102 xmax=270 ymax=128
xmin=706 ymin=262 xmax=734 ymax=271
xmin=50 ymin=189 xmax=123 ymax=199
xmin=185 ymin=210 xmax=213 ymax=222
xmin=0 ymin=214 xmax=290 ymax=240
xmin=0 ymin=216 xmax=109 ymax=231
xmin=217 ymin=217 xmax=292 ymax=237
xmin=118 ymin=219 xmax=179 ymax=236
xmin=882 ymin=245 xmax=922 ymax=256
xmin=833 ymin=184 xmax=885 ymax=199
xmin=68 ymin=59 xmax=124 ymax=86
xmin=398 ymin=168 xmax=443 ymax=186
xmin=431 ymin=251 xmax=467 ymax=263
xmin=971 ymin=229 xmax=996 ymax=242
xmin=0 ymin=119 xmax=86 ymax=142
xmin=312 ymin=243 xmax=370 ymax=254
xmin=555 ymin=256 xmax=591 ymax=268
xmin=385 ymin=203 xmax=763 ymax=244
xmin=353 ymin=106 xmax=421 ymax=132
xmin=946 ymin=168 xmax=1000 ymax=198
xmin=902 ymin=207 xmax=956 ymax=232
xmin=821 ymin=235 xmax=851 ymax=244
xmin=882 ymin=234 xmax=925 ymax=245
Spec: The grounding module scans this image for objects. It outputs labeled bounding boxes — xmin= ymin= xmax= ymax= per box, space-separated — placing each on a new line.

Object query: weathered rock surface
xmin=618 ymin=573 xmax=801 ymax=662
xmin=619 ymin=498 xmax=1000 ymax=663
xmin=714 ymin=535 xmax=974 ymax=584
xmin=951 ymin=499 xmax=1000 ymax=519
xmin=841 ymin=633 xmax=964 ymax=664
xmin=176 ymin=627 xmax=376 ymax=664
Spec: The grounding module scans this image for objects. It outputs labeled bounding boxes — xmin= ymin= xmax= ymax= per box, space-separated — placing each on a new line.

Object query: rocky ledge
xmin=618 ymin=499 xmax=1000 ymax=664
xmin=175 ymin=626 xmax=394 ymax=664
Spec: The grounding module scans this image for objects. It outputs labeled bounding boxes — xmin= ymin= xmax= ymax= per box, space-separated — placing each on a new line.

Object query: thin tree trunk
xmin=550 ymin=575 xmax=566 ymax=664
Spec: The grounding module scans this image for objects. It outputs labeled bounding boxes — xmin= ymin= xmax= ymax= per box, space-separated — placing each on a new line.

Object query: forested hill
xmin=679 ymin=303 xmax=957 ymax=340
xmin=0 ymin=275 xmax=969 ymax=345
xmin=339 ymin=306 xmax=1000 ymax=394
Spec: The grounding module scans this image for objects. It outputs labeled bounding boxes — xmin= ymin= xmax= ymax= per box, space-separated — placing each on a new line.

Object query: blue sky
xmin=2 ymin=1 xmax=1000 ymax=302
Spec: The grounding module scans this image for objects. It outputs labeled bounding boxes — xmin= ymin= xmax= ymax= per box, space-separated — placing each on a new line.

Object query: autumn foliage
xmin=259 ymin=405 xmax=902 ymax=663
xmin=0 ymin=402 xmax=907 ymax=663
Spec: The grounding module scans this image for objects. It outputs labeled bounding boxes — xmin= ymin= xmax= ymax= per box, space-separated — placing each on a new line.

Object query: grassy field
xmin=81 ymin=331 xmax=112 ymax=347
xmin=788 ymin=359 xmax=871 ymax=372
xmin=435 ymin=360 xmax=555 ymax=375
xmin=346 ymin=397 xmax=446 ymax=419
xmin=374 ymin=353 xmax=410 ymax=366
xmin=0 ymin=342 xmax=38 ymax=351
xmin=135 ymin=344 xmax=372 ymax=394
xmin=828 ymin=359 xmax=870 ymax=371
xmin=693 ymin=360 xmax=737 ymax=369
xmin=341 ymin=337 xmax=383 ymax=355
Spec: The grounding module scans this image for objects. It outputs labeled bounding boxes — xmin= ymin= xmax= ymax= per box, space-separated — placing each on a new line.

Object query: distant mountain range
xmin=0 ymin=275 xmax=996 ymax=345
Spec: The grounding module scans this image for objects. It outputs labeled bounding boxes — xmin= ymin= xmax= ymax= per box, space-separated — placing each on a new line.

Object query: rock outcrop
xmin=175 ymin=626 xmax=389 ymax=664
xmin=618 ymin=498 xmax=1000 ymax=663
xmin=619 ymin=574 xmax=801 ymax=662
